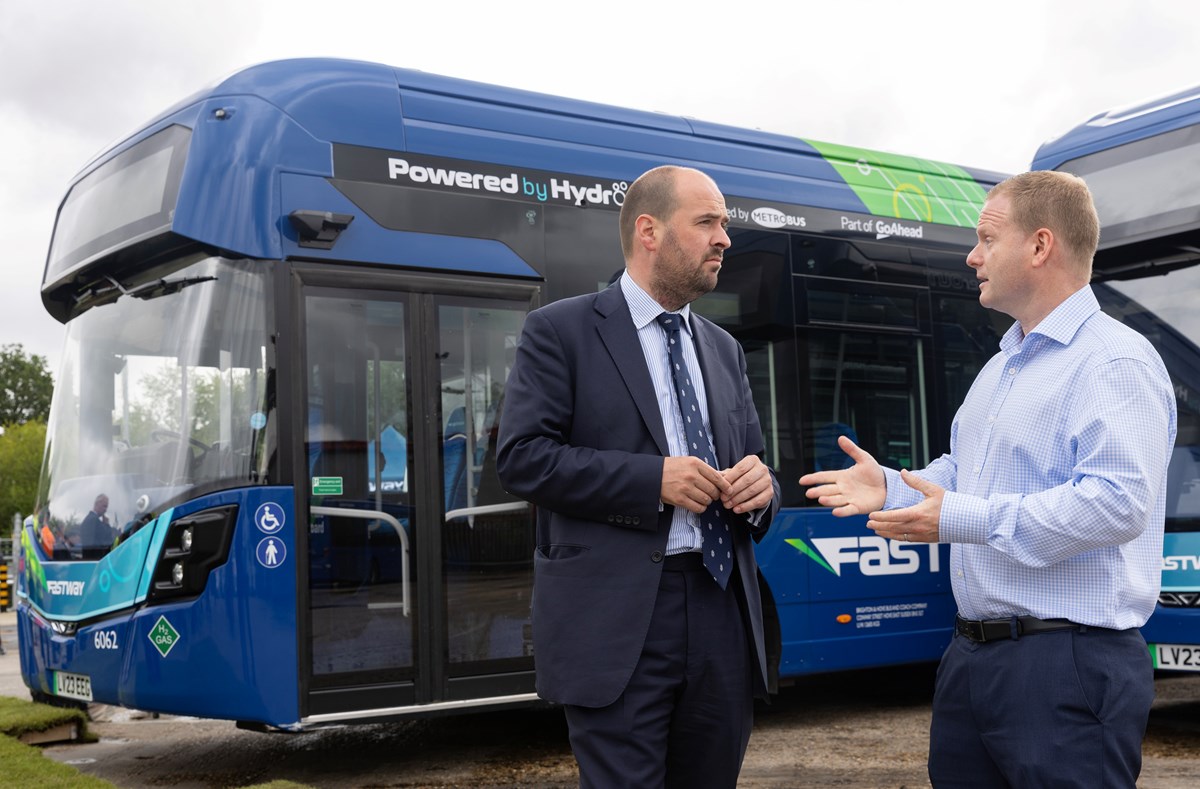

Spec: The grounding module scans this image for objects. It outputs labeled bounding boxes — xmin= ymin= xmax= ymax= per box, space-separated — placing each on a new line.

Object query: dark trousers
xmin=928 ymin=625 xmax=1154 ymax=788
xmin=564 ymin=555 xmax=754 ymax=789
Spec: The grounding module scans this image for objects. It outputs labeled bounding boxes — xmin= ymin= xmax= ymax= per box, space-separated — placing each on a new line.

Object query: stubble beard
xmin=651 ymin=231 xmax=722 ymax=311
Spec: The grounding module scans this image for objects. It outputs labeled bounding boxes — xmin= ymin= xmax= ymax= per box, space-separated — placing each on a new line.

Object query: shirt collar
xmin=1000 ymin=284 xmax=1099 ymax=353
xmin=620 ymin=271 xmax=693 ymax=335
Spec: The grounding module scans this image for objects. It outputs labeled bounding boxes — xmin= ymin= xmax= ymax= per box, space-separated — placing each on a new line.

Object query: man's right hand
xmin=661 ymin=455 xmax=732 ymax=514
xmin=798 ymin=435 xmax=886 ymax=517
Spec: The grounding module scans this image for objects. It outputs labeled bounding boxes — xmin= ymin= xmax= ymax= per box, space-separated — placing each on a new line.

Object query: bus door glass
xmin=436 ymin=297 xmax=533 ymax=686
xmin=305 ymin=292 xmax=415 ymax=685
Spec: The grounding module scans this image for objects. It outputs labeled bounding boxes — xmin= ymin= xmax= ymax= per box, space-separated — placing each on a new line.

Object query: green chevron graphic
xmin=785 ymin=537 xmax=837 ymax=575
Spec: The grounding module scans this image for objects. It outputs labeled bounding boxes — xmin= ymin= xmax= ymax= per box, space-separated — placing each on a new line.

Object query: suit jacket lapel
xmin=595 ymin=286 xmax=671 ymax=457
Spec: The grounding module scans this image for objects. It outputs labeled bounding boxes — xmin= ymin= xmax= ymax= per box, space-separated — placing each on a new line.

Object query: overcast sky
xmin=2 ymin=0 xmax=1197 ymax=378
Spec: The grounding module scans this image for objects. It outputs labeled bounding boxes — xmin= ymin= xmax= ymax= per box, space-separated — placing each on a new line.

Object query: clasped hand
xmin=661 ymin=455 xmax=773 ymax=516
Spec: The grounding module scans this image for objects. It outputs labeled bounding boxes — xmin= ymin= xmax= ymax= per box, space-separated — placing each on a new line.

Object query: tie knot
xmin=658 ymin=312 xmax=682 ymax=333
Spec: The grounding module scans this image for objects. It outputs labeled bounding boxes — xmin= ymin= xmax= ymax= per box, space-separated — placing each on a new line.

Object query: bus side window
xmin=804 ymin=330 xmax=928 ymax=476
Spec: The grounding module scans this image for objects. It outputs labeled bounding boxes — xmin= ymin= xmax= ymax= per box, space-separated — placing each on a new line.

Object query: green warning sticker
xmin=149 ymin=615 xmax=181 ymax=658
xmin=311 ymin=476 xmax=344 ymax=495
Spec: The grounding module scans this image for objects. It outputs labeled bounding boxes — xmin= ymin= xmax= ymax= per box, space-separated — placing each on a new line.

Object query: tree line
xmin=0 ymin=344 xmax=53 ymax=527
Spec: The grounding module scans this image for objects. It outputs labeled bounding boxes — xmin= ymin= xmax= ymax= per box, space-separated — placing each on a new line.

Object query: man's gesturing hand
xmin=798 ymin=435 xmax=886 ymax=517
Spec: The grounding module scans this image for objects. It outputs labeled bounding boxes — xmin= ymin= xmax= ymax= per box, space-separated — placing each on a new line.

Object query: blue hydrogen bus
xmin=1034 ymin=85 xmax=1200 ymax=673
xmin=16 ymin=57 xmax=1016 ymax=729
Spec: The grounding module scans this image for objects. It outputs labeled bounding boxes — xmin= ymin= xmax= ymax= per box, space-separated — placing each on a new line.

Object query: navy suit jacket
xmin=497 ymin=283 xmax=780 ymax=708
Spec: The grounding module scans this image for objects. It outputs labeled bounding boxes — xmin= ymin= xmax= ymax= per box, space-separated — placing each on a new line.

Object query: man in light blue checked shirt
xmin=801 ymin=170 xmax=1177 ymax=788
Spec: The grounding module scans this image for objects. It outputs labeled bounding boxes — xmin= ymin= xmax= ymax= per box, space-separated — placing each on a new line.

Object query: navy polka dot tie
xmin=658 ymin=312 xmax=733 ymax=589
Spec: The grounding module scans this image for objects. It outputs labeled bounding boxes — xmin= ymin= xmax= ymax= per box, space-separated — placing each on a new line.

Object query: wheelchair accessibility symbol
xmin=255 ymin=502 xmax=285 ymax=534
xmin=256 ymin=537 xmax=287 ymax=569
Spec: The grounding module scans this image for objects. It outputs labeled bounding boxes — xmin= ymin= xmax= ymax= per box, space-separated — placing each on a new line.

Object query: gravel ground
xmin=4 ymin=610 xmax=1200 ymax=788
xmin=43 ymin=671 xmax=1200 ymax=788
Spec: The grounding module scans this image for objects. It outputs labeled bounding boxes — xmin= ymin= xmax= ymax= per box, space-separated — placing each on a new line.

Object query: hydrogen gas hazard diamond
xmin=149 ymin=615 xmax=181 ymax=657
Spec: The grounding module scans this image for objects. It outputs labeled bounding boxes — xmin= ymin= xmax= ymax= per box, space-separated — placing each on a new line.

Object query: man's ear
xmin=634 ymin=214 xmax=659 ymax=252
xmin=1029 ymin=227 xmax=1055 ymax=269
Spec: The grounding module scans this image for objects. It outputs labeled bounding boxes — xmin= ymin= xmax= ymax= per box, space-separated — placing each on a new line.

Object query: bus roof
xmin=1032 ymin=83 xmax=1200 ymax=171
xmin=124 ymin=57 xmax=1007 ymax=197
xmin=1032 ymin=83 xmax=1200 ymax=277
xmin=45 ymin=58 xmax=1004 ymax=318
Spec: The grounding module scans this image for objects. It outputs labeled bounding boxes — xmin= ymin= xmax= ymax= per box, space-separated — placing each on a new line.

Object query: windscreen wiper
xmin=80 ymin=273 xmax=217 ymax=304
xmin=76 ymin=273 xmax=219 ymax=308
xmin=1092 ymin=252 xmax=1200 ymax=283
xmin=126 ymin=274 xmax=217 ymax=301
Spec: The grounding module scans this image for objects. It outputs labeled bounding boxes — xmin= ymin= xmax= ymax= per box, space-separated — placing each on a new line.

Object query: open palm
xmin=798 ymin=435 xmax=886 ymax=517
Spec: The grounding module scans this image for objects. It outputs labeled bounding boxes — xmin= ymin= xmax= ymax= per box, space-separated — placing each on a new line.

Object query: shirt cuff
xmin=939 ymin=491 xmax=988 ymax=544
xmin=882 ymin=467 xmax=921 ymax=510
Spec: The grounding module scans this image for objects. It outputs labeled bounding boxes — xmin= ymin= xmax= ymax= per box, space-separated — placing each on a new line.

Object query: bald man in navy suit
xmin=498 ymin=165 xmax=779 ymax=788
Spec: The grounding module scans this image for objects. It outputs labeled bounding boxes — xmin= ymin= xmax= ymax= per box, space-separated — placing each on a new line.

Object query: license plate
xmin=1152 ymin=643 xmax=1200 ymax=671
xmin=53 ymin=671 xmax=93 ymax=702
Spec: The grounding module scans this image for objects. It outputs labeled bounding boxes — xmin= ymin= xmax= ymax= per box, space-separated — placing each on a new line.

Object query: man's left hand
xmin=721 ymin=455 xmax=774 ymax=515
xmin=866 ymin=469 xmax=944 ymax=543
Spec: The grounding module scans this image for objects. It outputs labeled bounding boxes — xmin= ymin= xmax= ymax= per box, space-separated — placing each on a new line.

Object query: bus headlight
xmin=148 ymin=504 xmax=239 ymax=603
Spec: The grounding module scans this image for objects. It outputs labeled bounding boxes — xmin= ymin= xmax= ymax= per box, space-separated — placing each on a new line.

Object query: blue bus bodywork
xmin=1035 ymin=85 xmax=1200 ymax=672
xmin=23 ymin=58 xmax=1004 ymax=728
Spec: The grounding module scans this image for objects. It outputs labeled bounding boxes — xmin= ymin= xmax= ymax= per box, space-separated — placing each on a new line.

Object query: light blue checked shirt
xmin=883 ymin=285 xmax=1177 ymax=629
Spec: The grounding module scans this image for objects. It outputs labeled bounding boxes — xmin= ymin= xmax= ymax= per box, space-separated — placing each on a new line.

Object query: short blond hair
xmin=989 ymin=171 xmax=1099 ymax=275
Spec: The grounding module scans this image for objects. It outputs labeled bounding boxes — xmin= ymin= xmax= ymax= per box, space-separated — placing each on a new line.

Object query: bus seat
xmin=445 ymin=406 xmax=466 ymax=439
xmin=442 ymin=406 xmax=470 ymax=512
xmin=443 ymin=433 xmax=468 ymax=513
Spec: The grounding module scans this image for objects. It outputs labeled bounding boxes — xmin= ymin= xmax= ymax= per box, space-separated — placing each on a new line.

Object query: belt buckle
xmin=956 ymin=617 xmax=986 ymax=643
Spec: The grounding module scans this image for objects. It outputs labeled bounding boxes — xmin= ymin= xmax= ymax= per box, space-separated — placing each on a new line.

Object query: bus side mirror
xmin=289 ymin=210 xmax=354 ymax=249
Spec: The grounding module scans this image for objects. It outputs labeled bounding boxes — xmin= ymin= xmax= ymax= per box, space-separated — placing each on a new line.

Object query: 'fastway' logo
xmin=46 ymin=580 xmax=86 ymax=596
xmin=788 ymin=536 xmax=941 ymax=576
xmin=1164 ymin=555 xmax=1200 ymax=571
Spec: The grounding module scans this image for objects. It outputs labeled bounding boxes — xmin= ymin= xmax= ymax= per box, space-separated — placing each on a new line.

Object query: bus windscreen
xmin=1060 ymin=124 xmax=1200 ymax=247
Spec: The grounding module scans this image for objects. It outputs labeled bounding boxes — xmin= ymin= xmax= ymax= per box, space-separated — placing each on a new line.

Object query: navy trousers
xmin=928 ymin=625 xmax=1154 ymax=788
xmin=564 ymin=555 xmax=754 ymax=789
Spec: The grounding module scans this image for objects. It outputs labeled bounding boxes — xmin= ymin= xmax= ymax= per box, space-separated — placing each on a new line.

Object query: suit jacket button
xmin=633 ymin=516 xmax=641 ymax=525
xmin=651 ymin=550 xmax=663 ymax=562
xmin=607 ymin=515 xmax=615 ymax=523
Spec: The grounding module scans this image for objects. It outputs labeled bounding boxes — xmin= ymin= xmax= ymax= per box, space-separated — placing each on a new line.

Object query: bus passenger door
xmin=298 ymin=272 xmax=536 ymax=721
xmin=303 ymin=288 xmax=416 ymax=709
xmin=434 ymin=297 xmax=534 ymax=703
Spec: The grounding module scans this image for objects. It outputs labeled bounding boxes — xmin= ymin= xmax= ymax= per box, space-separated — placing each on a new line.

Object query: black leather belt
xmin=954 ymin=614 xmax=1079 ymax=643
xmin=663 ymin=552 xmax=704 ymax=571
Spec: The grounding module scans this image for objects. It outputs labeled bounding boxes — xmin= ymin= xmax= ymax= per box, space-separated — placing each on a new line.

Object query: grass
xmin=0 ymin=696 xmax=111 ymax=787
xmin=0 ymin=695 xmax=90 ymax=740
xmin=0 ymin=727 xmax=115 ymax=788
